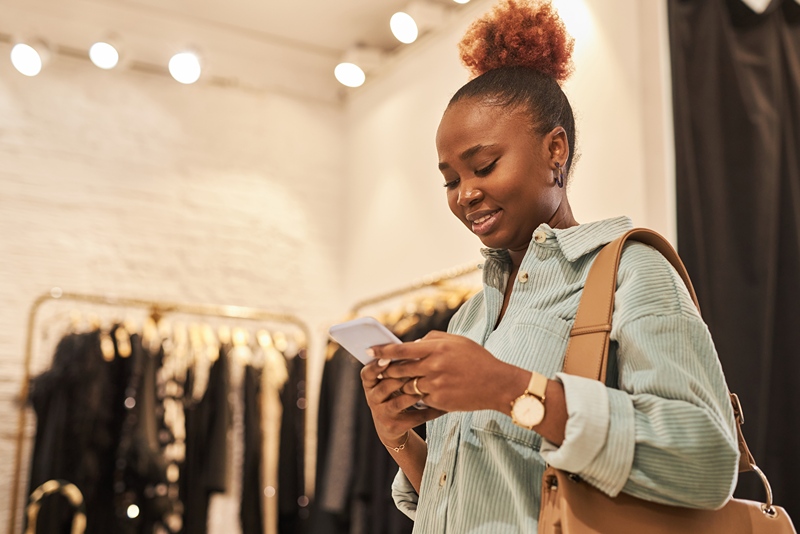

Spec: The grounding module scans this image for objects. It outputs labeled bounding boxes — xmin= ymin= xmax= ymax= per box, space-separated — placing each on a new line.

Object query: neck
xmin=508 ymin=199 xmax=578 ymax=269
xmin=547 ymin=198 xmax=578 ymax=230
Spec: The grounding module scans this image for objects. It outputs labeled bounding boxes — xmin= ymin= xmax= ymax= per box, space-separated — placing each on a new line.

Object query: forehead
xmin=436 ymin=100 xmax=531 ymax=152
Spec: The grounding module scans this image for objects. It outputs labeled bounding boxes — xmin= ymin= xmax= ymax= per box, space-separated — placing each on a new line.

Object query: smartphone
xmin=328 ymin=316 xmax=402 ymax=365
xmin=328 ymin=316 xmax=427 ymax=409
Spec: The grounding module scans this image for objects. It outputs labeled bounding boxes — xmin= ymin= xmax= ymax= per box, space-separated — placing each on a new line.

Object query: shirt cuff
xmin=391 ymin=469 xmax=418 ymax=520
xmin=539 ymin=372 xmax=610 ymax=473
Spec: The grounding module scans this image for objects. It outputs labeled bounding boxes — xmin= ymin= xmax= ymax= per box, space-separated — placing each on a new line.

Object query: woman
xmin=360 ymin=1 xmax=739 ymax=531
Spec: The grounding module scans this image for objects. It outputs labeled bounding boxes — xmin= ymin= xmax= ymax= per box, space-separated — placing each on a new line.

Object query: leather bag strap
xmin=562 ymin=228 xmax=757 ymax=473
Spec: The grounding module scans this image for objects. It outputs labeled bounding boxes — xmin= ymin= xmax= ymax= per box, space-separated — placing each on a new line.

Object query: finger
xmin=421 ymin=330 xmax=448 ymax=340
xmin=372 ymin=341 xmax=432 ymax=362
xmin=387 ymin=392 xmax=429 ymax=414
xmin=360 ymin=358 xmax=392 ymax=388
xmin=400 ymin=376 xmax=429 ymax=397
xmin=378 ymin=359 xmax=425 ymax=381
xmin=368 ymin=378 xmax=409 ymax=404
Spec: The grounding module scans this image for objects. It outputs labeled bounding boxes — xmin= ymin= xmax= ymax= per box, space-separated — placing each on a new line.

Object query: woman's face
xmin=436 ymin=99 xmax=566 ymax=253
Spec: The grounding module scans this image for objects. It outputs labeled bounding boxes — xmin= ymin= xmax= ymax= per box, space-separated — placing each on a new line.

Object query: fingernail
xmin=377 ymin=373 xmax=384 ymax=380
xmin=366 ymin=349 xmax=375 ymax=358
xmin=378 ymin=358 xmax=391 ymax=367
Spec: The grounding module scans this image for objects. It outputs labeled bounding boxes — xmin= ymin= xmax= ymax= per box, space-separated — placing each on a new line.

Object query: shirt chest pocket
xmin=470 ymin=410 xmax=543 ymax=451
xmin=471 ymin=311 xmax=573 ymax=450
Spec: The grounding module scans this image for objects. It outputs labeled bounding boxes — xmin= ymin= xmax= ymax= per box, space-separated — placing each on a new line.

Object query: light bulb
xmin=453 ymin=0 xmax=470 ymax=3
xmin=89 ymin=42 xmax=120 ymax=69
xmin=127 ymin=504 xmax=140 ymax=519
xmin=10 ymin=44 xmax=43 ymax=77
xmin=334 ymin=62 xmax=365 ymax=88
xmin=390 ymin=12 xmax=419 ymax=44
xmin=168 ymin=52 xmax=201 ymax=84
xmin=552 ymin=0 xmax=592 ymax=39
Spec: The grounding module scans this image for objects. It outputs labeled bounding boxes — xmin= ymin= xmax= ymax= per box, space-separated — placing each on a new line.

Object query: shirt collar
xmin=480 ymin=216 xmax=633 ymax=265
xmin=553 ymin=216 xmax=633 ymax=262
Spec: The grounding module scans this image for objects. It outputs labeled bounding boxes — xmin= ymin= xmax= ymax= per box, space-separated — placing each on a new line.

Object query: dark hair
xmin=449 ymin=66 xmax=577 ymax=176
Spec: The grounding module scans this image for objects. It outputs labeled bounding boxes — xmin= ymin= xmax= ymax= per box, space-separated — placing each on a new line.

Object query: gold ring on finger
xmin=412 ymin=377 xmax=426 ymax=397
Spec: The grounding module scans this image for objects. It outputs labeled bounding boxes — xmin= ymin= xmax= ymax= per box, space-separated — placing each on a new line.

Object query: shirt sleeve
xmin=391 ymin=468 xmax=418 ymax=520
xmin=541 ymin=244 xmax=739 ymax=509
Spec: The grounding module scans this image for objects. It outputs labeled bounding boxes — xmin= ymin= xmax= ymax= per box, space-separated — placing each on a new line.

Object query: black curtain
xmin=669 ymin=0 xmax=800 ymax=517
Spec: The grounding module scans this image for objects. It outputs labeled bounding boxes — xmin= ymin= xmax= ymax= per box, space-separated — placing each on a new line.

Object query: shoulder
xmin=613 ymin=241 xmax=699 ymax=324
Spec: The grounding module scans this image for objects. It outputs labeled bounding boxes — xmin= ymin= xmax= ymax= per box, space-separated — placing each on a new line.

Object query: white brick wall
xmin=0 ymin=51 xmax=345 ymax=531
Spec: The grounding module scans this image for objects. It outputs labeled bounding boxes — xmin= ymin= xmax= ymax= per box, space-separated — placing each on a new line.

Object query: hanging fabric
xmin=310 ymin=285 xmax=477 ymax=534
xmin=668 ymin=0 xmax=800 ymax=517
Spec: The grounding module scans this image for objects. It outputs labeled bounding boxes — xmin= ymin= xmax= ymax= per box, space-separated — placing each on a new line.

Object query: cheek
xmin=446 ymin=190 xmax=459 ymax=216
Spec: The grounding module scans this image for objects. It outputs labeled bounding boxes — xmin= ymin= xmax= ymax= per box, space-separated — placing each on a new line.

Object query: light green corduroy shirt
xmin=392 ymin=216 xmax=739 ymax=533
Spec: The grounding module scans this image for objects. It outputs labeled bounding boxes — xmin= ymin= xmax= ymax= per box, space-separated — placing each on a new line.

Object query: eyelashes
xmin=475 ymin=159 xmax=498 ymax=177
xmin=442 ymin=158 xmax=499 ymax=189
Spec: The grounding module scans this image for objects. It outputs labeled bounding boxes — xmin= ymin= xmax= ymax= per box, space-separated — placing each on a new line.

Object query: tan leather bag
xmin=538 ymin=228 xmax=796 ymax=534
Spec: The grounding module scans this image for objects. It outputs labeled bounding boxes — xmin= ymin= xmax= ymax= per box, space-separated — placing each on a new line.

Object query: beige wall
xmin=0 ymin=47 xmax=344 ymax=530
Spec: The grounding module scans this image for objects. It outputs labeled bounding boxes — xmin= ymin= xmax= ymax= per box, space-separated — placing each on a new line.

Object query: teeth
xmin=474 ymin=213 xmax=494 ymax=224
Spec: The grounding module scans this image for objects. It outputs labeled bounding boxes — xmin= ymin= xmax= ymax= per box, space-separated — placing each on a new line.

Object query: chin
xmin=476 ymin=234 xmax=506 ymax=249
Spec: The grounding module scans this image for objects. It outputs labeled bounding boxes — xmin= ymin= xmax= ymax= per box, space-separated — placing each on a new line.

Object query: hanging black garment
xmin=308 ymin=346 xmax=360 ymax=534
xmin=114 ymin=334 xmax=172 ymax=533
xmin=27 ymin=330 xmax=128 ymax=534
xmin=309 ymin=305 xmax=462 ymax=534
xmin=669 ymin=0 xmax=800 ymax=517
xmin=241 ymin=364 xmax=264 ymax=534
xmin=278 ymin=350 xmax=309 ymax=533
xmin=181 ymin=346 xmax=231 ymax=534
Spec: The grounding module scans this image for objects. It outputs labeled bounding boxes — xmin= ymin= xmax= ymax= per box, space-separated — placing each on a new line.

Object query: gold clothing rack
xmin=349 ymin=260 xmax=481 ymax=315
xmin=9 ymin=290 xmax=311 ymax=534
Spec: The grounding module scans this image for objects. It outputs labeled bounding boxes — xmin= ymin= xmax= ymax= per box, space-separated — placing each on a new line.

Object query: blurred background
xmin=0 ymin=0 xmax=797 ymax=532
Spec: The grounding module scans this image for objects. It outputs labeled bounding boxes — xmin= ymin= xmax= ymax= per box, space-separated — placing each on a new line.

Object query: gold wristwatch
xmin=510 ymin=371 xmax=548 ymax=429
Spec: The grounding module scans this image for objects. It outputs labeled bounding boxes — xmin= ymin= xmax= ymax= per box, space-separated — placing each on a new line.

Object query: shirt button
xmin=533 ymin=230 xmax=547 ymax=243
xmin=439 ymin=472 xmax=447 ymax=487
xmin=518 ymin=270 xmax=529 ymax=283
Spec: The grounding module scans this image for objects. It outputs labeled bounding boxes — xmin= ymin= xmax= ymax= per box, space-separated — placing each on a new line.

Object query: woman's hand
xmin=361 ymin=354 xmax=446 ymax=448
xmin=369 ymin=331 xmax=528 ymax=415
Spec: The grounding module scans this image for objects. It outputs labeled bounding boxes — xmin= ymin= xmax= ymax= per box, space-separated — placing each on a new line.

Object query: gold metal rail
xmin=9 ymin=290 xmax=311 ymax=534
xmin=350 ymin=260 xmax=481 ymax=314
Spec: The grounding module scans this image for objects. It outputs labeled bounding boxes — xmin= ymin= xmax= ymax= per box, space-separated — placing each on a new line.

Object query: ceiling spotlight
xmin=334 ymin=46 xmax=383 ymax=88
xmin=453 ymin=0 xmax=471 ymax=3
xmin=10 ymin=41 xmax=49 ymax=77
xmin=391 ymin=1 xmax=448 ymax=45
xmin=390 ymin=12 xmax=418 ymax=44
xmin=168 ymin=52 xmax=202 ymax=84
xmin=334 ymin=63 xmax=365 ymax=88
xmin=89 ymin=42 xmax=120 ymax=70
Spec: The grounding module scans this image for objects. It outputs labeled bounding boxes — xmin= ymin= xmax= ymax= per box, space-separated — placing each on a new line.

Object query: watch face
xmin=513 ymin=395 xmax=545 ymax=428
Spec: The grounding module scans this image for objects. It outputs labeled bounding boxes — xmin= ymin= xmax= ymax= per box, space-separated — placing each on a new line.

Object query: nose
xmin=457 ymin=184 xmax=483 ymax=207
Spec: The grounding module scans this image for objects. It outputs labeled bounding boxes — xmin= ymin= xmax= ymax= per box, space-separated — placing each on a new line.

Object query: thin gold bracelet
xmin=385 ymin=431 xmax=410 ymax=452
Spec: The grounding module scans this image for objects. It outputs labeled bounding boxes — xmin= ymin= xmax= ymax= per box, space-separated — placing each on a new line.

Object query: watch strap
xmin=526 ymin=371 xmax=547 ymax=402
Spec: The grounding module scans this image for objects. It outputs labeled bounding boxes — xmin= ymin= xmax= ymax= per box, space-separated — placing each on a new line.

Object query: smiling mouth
xmin=470 ymin=209 xmax=501 ymax=236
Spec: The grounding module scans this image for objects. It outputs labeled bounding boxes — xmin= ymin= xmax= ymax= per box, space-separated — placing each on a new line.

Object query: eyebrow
xmin=438 ymin=144 xmax=498 ymax=171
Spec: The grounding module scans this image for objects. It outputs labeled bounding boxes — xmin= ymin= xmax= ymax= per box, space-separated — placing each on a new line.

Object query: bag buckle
xmin=731 ymin=393 xmax=744 ymax=425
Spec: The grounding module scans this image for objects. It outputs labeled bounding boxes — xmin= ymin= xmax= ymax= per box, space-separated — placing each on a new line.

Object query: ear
xmin=546 ymin=126 xmax=569 ymax=168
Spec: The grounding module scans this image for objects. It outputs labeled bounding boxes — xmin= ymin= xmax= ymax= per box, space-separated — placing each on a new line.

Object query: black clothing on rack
xmin=278 ymin=350 xmax=309 ymax=533
xmin=114 ymin=334 xmax=172 ymax=533
xmin=181 ymin=345 xmax=231 ymax=534
xmin=241 ymin=364 xmax=264 ymax=534
xmin=310 ymin=305 xmax=460 ymax=534
xmin=27 ymin=330 xmax=127 ymax=534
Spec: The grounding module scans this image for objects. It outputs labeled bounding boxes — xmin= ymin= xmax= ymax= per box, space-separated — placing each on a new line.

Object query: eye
xmin=443 ymin=178 xmax=460 ymax=190
xmin=475 ymin=158 xmax=499 ymax=177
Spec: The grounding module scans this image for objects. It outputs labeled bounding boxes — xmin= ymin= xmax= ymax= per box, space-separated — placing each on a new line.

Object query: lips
xmin=468 ymin=209 xmax=501 ymax=236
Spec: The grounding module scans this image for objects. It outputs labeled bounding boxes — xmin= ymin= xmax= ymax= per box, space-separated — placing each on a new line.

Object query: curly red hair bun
xmin=459 ymin=0 xmax=574 ymax=83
